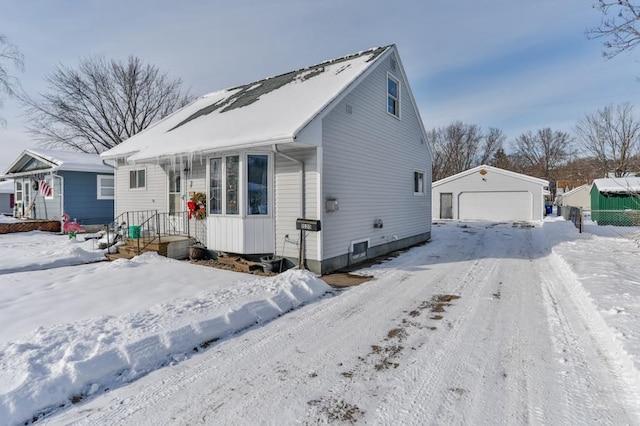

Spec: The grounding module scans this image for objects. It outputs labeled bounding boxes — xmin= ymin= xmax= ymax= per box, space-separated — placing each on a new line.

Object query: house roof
xmin=560 ymin=184 xmax=590 ymax=198
xmin=102 ymin=45 xmax=393 ymax=162
xmin=592 ymin=177 xmax=640 ymax=193
xmin=432 ymin=165 xmax=549 ymax=188
xmin=2 ymin=148 xmax=114 ymax=178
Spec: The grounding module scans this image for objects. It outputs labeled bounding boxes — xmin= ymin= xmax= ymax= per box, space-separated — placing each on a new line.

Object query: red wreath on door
xmin=187 ymin=193 xmax=206 ymax=219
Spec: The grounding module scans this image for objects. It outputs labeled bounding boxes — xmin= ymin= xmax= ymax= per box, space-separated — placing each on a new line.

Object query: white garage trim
xmin=459 ymin=191 xmax=533 ymax=222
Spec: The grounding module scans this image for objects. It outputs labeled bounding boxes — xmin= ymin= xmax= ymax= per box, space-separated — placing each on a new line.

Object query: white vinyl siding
xmin=115 ymin=163 xmax=167 ymax=217
xmin=274 ymin=148 xmax=319 ymax=261
xmin=321 ymin=53 xmax=431 ymax=261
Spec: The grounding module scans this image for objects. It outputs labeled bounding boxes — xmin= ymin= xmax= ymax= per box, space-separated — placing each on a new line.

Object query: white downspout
xmin=58 ymin=174 xmax=65 ymax=234
xmin=273 ymin=145 xmax=305 ymax=268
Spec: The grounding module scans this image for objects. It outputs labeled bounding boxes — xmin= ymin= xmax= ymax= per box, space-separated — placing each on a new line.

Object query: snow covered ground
xmin=1 ymin=217 xmax=639 ymax=424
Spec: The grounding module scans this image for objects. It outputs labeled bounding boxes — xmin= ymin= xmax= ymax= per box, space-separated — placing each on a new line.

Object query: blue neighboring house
xmin=1 ymin=149 xmax=115 ymax=225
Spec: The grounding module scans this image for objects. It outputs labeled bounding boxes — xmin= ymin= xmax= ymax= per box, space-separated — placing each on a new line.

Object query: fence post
xmin=579 ymin=212 xmax=582 ymax=233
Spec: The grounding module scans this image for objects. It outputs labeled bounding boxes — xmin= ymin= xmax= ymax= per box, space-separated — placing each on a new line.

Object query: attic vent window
xmin=390 ymin=58 xmax=397 ymax=71
xmin=346 ymin=104 xmax=353 ymax=114
xmin=387 ymin=74 xmax=400 ymax=118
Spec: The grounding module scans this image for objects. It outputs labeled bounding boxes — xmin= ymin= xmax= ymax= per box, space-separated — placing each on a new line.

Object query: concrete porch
xmin=106 ymin=235 xmax=196 ymax=261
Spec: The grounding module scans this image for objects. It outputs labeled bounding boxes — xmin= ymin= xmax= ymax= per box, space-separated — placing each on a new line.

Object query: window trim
xmin=15 ymin=181 xmax=23 ymax=203
xmin=413 ymin=170 xmax=425 ymax=196
xmin=208 ymin=152 xmax=273 ymax=217
xmin=247 ymin=154 xmax=270 ymax=216
xmin=129 ymin=168 xmax=146 ymax=190
xmin=350 ymin=238 xmax=370 ymax=261
xmin=387 ymin=73 xmax=401 ymax=119
xmin=97 ymin=174 xmax=115 ymax=200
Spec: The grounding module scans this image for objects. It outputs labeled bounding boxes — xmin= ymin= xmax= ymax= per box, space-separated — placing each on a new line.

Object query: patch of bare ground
xmin=190 ymin=259 xmax=274 ymax=276
xmin=320 ymin=273 xmax=373 ymax=288
xmin=307 ymin=398 xmax=363 ymax=424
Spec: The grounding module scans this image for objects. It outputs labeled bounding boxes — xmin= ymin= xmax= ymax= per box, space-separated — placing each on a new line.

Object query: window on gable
xmin=129 ymin=169 xmax=146 ymax=189
xmin=414 ymin=170 xmax=425 ymax=195
xmin=97 ymin=175 xmax=114 ymax=200
xmin=387 ymin=75 xmax=400 ymax=118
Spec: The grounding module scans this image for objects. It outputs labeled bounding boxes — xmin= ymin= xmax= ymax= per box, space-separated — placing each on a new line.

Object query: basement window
xmin=351 ymin=239 xmax=369 ymax=261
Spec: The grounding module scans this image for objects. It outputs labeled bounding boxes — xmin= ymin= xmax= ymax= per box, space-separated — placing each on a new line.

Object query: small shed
xmin=590 ymin=177 xmax=640 ymax=226
xmin=0 ymin=180 xmax=14 ymax=215
xmin=559 ymin=184 xmax=591 ymax=211
xmin=432 ymin=165 xmax=549 ymax=223
xmin=1 ymin=149 xmax=115 ymax=225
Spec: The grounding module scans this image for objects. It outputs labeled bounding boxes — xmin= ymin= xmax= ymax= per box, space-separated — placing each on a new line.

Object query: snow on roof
xmin=3 ymin=148 xmax=114 ymax=176
xmin=102 ymin=46 xmax=392 ymax=162
xmin=593 ymin=177 xmax=640 ymax=193
xmin=560 ymin=184 xmax=590 ymax=198
xmin=27 ymin=148 xmax=114 ymax=173
xmin=0 ymin=179 xmax=13 ymax=194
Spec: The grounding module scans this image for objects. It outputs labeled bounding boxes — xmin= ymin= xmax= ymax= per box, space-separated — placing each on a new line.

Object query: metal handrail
xmin=106 ymin=210 xmax=204 ymax=256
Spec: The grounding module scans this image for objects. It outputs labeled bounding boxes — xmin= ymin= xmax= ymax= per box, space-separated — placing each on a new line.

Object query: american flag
xmin=39 ymin=180 xmax=52 ymax=197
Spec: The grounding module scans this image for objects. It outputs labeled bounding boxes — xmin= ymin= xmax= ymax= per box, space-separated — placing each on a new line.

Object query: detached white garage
xmin=432 ymin=165 xmax=549 ymax=223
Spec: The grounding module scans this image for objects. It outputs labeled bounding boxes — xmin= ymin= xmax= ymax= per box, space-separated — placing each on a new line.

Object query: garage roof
xmin=433 ymin=165 xmax=549 ymax=188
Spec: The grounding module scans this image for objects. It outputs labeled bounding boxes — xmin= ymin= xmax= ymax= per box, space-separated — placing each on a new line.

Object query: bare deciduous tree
xmin=428 ymin=121 xmax=505 ymax=181
xmin=588 ymin=1 xmax=640 ymax=58
xmin=20 ymin=56 xmax=193 ymax=153
xmin=574 ymin=103 xmax=640 ymax=177
xmin=0 ymin=35 xmax=24 ymax=125
xmin=513 ymin=128 xmax=571 ymax=179
xmin=480 ymin=127 xmax=506 ymax=165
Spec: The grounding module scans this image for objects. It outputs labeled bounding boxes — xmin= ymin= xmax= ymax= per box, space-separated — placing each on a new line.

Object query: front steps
xmin=106 ymin=235 xmax=196 ymax=261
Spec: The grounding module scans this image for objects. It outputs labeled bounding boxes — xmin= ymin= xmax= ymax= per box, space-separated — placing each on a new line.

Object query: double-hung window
xmin=15 ymin=181 xmax=23 ymax=203
xmin=387 ymin=74 xmax=400 ymax=118
xmin=97 ymin=175 xmax=114 ymax=200
xmin=129 ymin=169 xmax=146 ymax=189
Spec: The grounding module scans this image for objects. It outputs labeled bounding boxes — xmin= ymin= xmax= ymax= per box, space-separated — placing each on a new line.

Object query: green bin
xmin=128 ymin=225 xmax=141 ymax=239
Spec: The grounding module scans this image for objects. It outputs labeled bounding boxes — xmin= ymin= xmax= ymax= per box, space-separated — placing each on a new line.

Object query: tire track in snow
xmin=55 ymin=226 xmax=489 ymax=424
xmin=539 ymin=252 xmax=640 ymax=424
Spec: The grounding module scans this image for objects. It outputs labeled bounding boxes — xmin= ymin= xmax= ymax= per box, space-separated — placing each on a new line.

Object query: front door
xmin=168 ymin=170 xmax=185 ymax=233
xmin=440 ymin=193 xmax=453 ymax=219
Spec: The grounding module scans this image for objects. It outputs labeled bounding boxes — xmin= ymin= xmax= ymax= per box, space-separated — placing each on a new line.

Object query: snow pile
xmin=0 ymin=215 xmax=19 ymax=223
xmin=0 ymin=262 xmax=330 ymax=425
xmin=0 ymin=231 xmax=106 ymax=274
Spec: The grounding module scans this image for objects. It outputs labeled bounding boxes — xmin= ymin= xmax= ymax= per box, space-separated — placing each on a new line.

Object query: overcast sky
xmin=1 ymin=0 xmax=639 ymax=171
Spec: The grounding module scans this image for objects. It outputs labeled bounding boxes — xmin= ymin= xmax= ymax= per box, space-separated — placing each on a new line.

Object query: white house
xmin=559 ymin=184 xmax=590 ymax=211
xmin=432 ymin=165 xmax=549 ymax=223
xmin=101 ymin=45 xmax=432 ymax=274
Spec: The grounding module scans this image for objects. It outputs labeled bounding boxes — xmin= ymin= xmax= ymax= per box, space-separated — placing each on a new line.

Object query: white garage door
xmin=459 ymin=191 xmax=533 ymax=222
